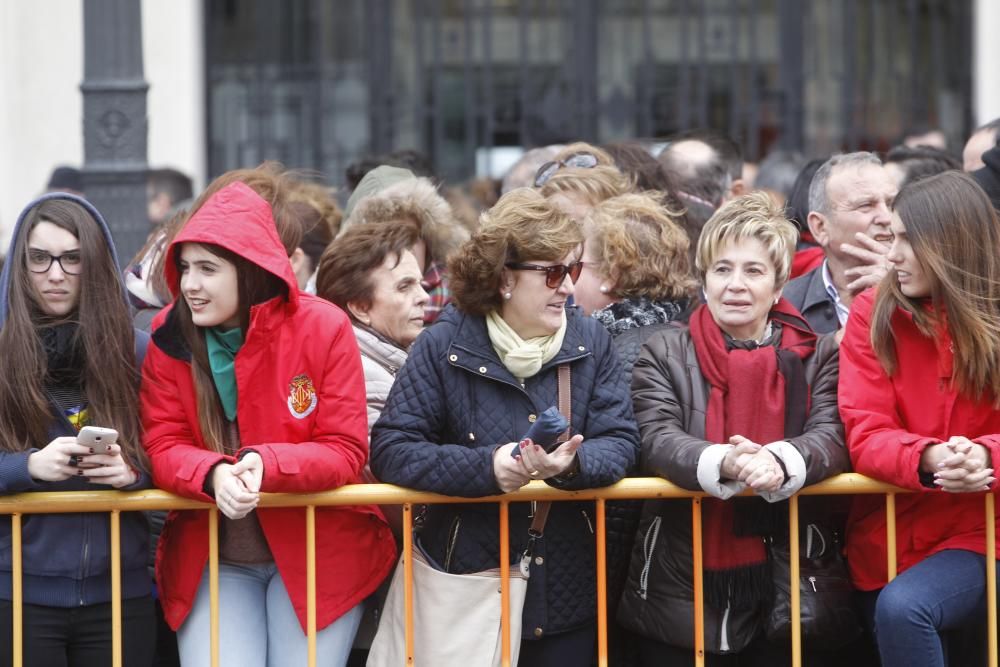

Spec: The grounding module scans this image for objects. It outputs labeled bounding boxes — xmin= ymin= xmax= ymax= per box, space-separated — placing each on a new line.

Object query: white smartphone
xmin=75 ymin=426 xmax=120 ymax=469
xmin=77 ymin=426 xmax=119 ymax=449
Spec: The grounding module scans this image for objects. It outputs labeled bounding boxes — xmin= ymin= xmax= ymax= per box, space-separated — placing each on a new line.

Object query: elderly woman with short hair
xmin=617 ymin=191 xmax=850 ymax=666
xmin=315 ymin=220 xmax=428 ymax=431
xmin=576 ymin=192 xmax=695 ymax=323
xmin=574 ymin=192 xmax=697 ymax=665
xmin=371 ymin=187 xmax=639 ymax=665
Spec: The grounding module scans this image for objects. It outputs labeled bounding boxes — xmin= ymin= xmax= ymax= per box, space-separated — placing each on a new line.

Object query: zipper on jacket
xmin=806 ymin=523 xmax=827 ymax=559
xmin=444 ymin=517 xmax=461 ymax=573
xmin=79 ymin=521 xmax=90 ymax=606
xmin=581 ymin=509 xmax=594 ymax=534
xmin=638 ymin=516 xmax=662 ymax=600
xmin=719 ymin=604 xmax=731 ymax=651
xmin=808 ymin=576 xmax=818 ymax=592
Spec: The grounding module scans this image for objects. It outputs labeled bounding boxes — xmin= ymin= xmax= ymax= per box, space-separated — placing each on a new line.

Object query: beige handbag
xmin=367 ymin=366 xmax=571 ymax=667
xmin=366 ymin=545 xmax=530 ymax=667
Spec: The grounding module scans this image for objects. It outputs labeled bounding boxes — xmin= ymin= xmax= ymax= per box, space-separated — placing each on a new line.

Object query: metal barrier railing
xmin=0 ymin=473 xmax=995 ymax=667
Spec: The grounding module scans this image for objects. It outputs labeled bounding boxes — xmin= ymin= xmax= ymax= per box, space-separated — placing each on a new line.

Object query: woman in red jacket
xmin=839 ymin=171 xmax=1000 ymax=667
xmin=140 ymin=175 xmax=396 ymax=667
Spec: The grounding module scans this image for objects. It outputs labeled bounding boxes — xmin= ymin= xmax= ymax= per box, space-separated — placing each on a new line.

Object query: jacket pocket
xmin=638 ymin=516 xmax=662 ymax=600
xmin=803 ymin=573 xmax=853 ymax=593
xmin=277 ymin=456 xmax=301 ymax=475
xmin=176 ymin=455 xmax=200 ymax=482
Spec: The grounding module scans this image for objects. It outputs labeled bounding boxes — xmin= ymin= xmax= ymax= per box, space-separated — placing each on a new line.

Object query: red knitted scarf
xmin=689 ymin=300 xmax=817 ymax=606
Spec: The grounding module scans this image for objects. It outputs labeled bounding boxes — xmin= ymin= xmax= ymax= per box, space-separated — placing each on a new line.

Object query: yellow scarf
xmin=485 ymin=309 xmax=567 ymax=380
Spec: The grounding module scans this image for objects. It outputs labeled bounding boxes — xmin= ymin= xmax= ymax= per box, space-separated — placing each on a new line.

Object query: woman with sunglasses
xmin=371 ymin=188 xmax=640 ymax=665
xmin=0 ymin=195 xmax=155 ymax=666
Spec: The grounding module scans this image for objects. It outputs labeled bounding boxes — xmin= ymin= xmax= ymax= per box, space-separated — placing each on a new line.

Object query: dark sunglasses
xmin=505 ymin=261 xmax=583 ymax=289
xmin=533 ymin=152 xmax=600 ymax=187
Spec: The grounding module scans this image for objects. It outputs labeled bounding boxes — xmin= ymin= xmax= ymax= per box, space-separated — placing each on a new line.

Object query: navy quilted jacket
xmin=371 ymin=305 xmax=639 ymax=638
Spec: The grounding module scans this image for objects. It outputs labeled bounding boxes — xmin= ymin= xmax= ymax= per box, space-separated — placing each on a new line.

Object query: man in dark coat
xmin=784 ymin=153 xmax=897 ymax=335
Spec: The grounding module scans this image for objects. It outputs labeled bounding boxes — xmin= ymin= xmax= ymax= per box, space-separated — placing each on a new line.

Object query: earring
xmin=773 ymin=297 xmax=780 ymax=305
xmin=503 ymin=292 xmax=512 ymax=300
xmin=599 ymin=285 xmax=609 ymax=294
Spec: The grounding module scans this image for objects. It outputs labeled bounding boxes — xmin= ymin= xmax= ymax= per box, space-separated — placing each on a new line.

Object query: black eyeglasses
xmin=505 ymin=261 xmax=583 ymax=288
xmin=533 ymin=152 xmax=600 ymax=187
xmin=26 ymin=250 xmax=82 ymax=275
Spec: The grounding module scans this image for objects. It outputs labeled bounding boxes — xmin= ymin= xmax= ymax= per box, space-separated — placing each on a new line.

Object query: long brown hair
xmin=0 ymin=199 xmax=146 ymax=468
xmin=173 ymin=243 xmax=287 ymax=452
xmin=871 ymin=171 xmax=1000 ymax=404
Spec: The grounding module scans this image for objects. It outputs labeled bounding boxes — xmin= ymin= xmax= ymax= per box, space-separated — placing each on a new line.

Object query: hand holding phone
xmin=75 ymin=426 xmax=119 ymax=469
xmin=509 ymin=406 xmax=568 ymax=458
xmin=74 ymin=426 xmax=138 ymax=488
xmin=77 ymin=426 xmax=118 ymax=447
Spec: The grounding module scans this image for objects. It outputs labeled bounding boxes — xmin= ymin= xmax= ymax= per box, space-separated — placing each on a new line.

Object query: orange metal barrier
xmin=0 ymin=473 xmax=996 ymax=667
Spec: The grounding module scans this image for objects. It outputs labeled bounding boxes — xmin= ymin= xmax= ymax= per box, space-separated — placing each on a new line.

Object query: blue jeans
xmin=177 ymin=562 xmax=363 ymax=667
xmin=871 ymin=549 xmax=995 ymax=667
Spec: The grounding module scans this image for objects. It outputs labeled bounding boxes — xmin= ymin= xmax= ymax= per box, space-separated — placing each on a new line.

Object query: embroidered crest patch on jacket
xmin=287 ymin=374 xmax=317 ymax=419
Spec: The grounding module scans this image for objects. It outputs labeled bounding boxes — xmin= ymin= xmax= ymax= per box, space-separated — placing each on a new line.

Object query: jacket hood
xmin=973 ymin=144 xmax=1000 ymax=211
xmin=341 ymin=176 xmax=469 ymax=264
xmin=164 ymin=181 xmax=299 ymax=309
xmin=343 ymin=165 xmax=415 ymax=218
xmin=0 ymin=192 xmax=128 ymax=328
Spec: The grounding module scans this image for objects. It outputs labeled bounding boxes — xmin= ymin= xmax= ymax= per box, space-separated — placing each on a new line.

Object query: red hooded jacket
xmin=140 ymin=181 xmax=396 ymax=631
xmin=839 ymin=289 xmax=1000 ymax=591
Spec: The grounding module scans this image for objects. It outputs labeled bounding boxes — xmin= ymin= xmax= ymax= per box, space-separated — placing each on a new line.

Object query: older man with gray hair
xmin=783 ymin=152 xmax=898 ymax=335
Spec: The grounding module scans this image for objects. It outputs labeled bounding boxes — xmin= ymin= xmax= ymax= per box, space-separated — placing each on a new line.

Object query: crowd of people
xmin=1 ymin=119 xmax=999 ymax=667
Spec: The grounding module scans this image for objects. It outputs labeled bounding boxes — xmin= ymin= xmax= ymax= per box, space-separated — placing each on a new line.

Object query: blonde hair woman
xmin=618 ymin=191 xmax=850 ymax=665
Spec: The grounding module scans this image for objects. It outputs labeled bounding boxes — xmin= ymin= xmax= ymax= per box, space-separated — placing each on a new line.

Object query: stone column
xmin=974 ymin=0 xmax=1000 ymax=125
xmin=80 ymin=0 xmax=149 ymax=264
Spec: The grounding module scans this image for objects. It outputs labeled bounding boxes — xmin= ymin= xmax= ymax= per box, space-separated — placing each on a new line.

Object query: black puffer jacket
xmin=617 ymin=325 xmax=848 ymax=654
xmin=370 ymin=305 xmax=639 ymax=638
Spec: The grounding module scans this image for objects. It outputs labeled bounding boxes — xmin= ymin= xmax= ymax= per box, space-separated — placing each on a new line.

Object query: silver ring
xmin=68 ymin=455 xmax=79 ymax=467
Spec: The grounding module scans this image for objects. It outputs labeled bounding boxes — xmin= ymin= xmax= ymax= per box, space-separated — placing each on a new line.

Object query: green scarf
xmin=485 ymin=310 xmax=567 ymax=380
xmin=205 ymin=326 xmax=244 ymax=421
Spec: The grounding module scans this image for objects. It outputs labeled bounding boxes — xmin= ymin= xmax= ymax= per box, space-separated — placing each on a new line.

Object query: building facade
xmin=1 ymin=0 xmax=997 ymax=248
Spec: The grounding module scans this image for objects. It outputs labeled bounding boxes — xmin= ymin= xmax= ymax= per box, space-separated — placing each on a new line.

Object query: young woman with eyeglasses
xmin=370 ymin=188 xmax=639 ymax=665
xmin=0 ymin=195 xmax=155 ymax=667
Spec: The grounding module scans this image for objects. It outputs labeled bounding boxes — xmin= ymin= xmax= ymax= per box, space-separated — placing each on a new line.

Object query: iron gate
xmin=205 ymin=0 xmax=973 ymax=185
